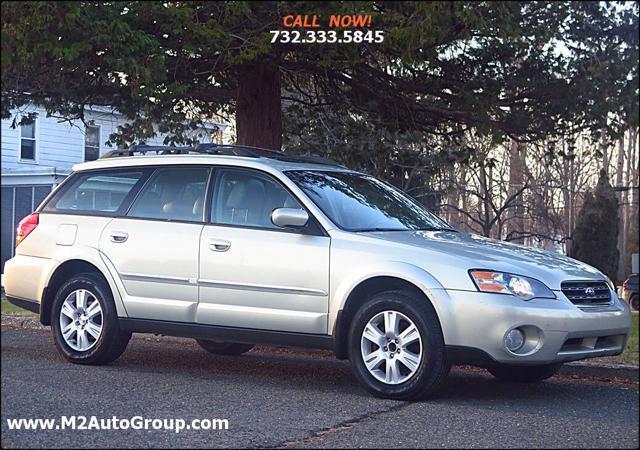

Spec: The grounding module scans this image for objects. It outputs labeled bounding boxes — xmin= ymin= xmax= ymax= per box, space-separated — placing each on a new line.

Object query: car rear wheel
xmin=630 ymin=295 xmax=639 ymax=312
xmin=196 ymin=340 xmax=254 ymax=356
xmin=348 ymin=289 xmax=450 ymax=400
xmin=487 ymin=362 xmax=562 ymax=382
xmin=51 ymin=273 xmax=131 ymax=365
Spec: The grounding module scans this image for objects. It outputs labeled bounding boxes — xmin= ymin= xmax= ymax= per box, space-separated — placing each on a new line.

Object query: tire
xmin=348 ymin=289 xmax=450 ymax=401
xmin=51 ymin=272 xmax=131 ymax=365
xmin=630 ymin=295 xmax=639 ymax=312
xmin=487 ymin=363 xmax=562 ymax=382
xmin=196 ymin=340 xmax=254 ymax=356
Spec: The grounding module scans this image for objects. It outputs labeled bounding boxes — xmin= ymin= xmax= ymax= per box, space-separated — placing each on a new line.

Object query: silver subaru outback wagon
xmin=4 ymin=144 xmax=631 ymax=400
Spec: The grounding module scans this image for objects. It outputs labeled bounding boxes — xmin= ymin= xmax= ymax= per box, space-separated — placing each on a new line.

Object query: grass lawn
xmin=1 ymin=298 xmax=37 ymax=316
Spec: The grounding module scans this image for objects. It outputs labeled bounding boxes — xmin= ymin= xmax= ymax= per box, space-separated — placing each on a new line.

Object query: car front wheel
xmin=348 ymin=289 xmax=450 ymax=400
xmin=487 ymin=362 xmax=562 ymax=382
xmin=51 ymin=273 xmax=131 ymax=365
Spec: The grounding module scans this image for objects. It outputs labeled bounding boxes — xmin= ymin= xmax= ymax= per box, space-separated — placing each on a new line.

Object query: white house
xmin=1 ymin=105 xmax=225 ymax=271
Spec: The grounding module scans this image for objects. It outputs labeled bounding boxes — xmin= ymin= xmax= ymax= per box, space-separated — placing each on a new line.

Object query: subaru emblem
xmin=585 ymin=287 xmax=596 ymax=297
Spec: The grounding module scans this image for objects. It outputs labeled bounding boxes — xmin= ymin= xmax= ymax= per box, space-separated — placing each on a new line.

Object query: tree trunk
xmin=236 ymin=63 xmax=282 ymax=150
xmin=507 ymin=139 xmax=527 ymax=243
xmin=616 ymin=134 xmax=626 ymax=283
xmin=568 ymin=142 xmax=577 ymax=255
xmin=444 ymin=166 xmax=456 ymax=225
xmin=626 ymin=128 xmax=639 ymax=274
xmin=458 ymin=165 xmax=468 ymax=230
xmin=633 ymin=129 xmax=639 ymax=220
xmin=601 ymin=139 xmax=607 ymax=170
xmin=479 ymin=164 xmax=491 ymax=237
xmin=560 ymin=137 xmax=572 ymax=254
xmin=631 ymin=128 xmax=639 ymax=228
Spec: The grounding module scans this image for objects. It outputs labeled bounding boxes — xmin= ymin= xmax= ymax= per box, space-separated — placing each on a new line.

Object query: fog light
xmin=505 ymin=329 xmax=525 ymax=352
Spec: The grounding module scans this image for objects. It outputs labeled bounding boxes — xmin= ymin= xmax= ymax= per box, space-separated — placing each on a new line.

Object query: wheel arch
xmin=40 ymin=255 xmax=126 ymax=325
xmin=630 ymin=293 xmax=639 ymax=311
xmin=333 ymin=274 xmax=444 ymax=360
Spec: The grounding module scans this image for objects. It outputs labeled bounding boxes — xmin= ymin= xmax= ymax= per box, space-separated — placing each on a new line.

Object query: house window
xmin=84 ymin=125 xmax=100 ymax=161
xmin=20 ymin=121 xmax=36 ymax=161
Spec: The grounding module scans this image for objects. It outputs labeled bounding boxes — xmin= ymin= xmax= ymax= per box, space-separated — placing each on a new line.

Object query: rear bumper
xmin=434 ymin=288 xmax=632 ymax=366
xmin=3 ymin=254 xmax=55 ymax=315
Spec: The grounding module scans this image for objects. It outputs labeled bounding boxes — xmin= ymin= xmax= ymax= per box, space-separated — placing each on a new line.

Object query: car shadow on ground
xmin=97 ymin=335 xmax=601 ymax=404
xmin=7 ymin=328 xmax=629 ymax=405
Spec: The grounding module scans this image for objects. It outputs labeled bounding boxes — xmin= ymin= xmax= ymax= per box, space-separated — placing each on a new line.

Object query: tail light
xmin=623 ymin=280 xmax=628 ymax=290
xmin=16 ymin=212 xmax=39 ymax=246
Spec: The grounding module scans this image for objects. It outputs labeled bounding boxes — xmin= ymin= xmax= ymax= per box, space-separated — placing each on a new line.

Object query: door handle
xmin=208 ymin=238 xmax=231 ymax=252
xmin=109 ymin=231 xmax=129 ymax=243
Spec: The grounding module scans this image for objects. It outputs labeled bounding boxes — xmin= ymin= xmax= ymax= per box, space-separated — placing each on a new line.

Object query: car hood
xmin=360 ymin=230 xmax=606 ymax=290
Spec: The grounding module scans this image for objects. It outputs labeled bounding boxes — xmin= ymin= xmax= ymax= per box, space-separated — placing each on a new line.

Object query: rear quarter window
xmin=43 ymin=170 xmax=145 ymax=214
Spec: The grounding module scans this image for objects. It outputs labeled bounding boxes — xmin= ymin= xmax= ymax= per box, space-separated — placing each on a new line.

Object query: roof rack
xmin=100 ymin=145 xmax=195 ymax=158
xmin=100 ymin=143 xmax=343 ymax=167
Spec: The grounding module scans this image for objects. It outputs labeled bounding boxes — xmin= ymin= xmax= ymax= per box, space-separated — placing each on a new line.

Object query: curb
xmin=561 ymin=361 xmax=639 ymax=383
xmin=1 ymin=314 xmax=44 ymax=330
xmin=2 ymin=313 xmax=638 ymax=383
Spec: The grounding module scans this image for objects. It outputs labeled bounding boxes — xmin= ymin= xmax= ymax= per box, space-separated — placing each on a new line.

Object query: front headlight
xmin=469 ymin=270 xmax=556 ymax=301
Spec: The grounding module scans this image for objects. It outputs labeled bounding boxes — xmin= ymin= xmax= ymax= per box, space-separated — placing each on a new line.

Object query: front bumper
xmin=434 ymin=288 xmax=632 ymax=365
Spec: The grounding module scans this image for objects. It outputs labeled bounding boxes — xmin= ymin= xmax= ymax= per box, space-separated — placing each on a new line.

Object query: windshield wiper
xmin=352 ymin=227 xmax=409 ymax=232
xmin=418 ymin=226 xmax=458 ymax=232
xmin=353 ymin=226 xmax=458 ymax=233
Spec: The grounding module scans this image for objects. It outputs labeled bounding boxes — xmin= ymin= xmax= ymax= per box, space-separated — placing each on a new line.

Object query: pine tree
xmin=571 ymin=170 xmax=620 ymax=282
xmin=2 ymin=2 xmax=638 ymax=148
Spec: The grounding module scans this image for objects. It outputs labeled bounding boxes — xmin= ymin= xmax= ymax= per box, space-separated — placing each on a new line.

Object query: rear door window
xmin=44 ymin=170 xmax=145 ymax=214
xmin=127 ymin=167 xmax=210 ymax=222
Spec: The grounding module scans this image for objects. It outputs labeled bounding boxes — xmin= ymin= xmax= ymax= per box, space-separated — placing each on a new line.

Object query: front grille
xmin=561 ymin=281 xmax=612 ymax=308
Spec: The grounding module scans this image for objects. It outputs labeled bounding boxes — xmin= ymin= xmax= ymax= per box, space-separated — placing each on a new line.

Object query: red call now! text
xmin=282 ymin=15 xmax=373 ymax=28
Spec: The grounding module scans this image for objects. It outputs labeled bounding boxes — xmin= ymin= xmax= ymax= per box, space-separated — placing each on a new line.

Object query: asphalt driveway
xmin=1 ymin=327 xmax=638 ymax=448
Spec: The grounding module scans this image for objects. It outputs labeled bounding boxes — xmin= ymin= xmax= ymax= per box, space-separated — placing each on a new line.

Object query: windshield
xmin=286 ymin=171 xmax=454 ymax=232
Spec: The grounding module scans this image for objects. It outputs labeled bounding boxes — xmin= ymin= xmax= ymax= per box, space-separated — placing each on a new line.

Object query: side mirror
xmin=271 ymin=208 xmax=309 ymax=228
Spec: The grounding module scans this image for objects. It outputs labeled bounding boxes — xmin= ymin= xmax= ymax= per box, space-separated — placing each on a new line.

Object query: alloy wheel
xmin=59 ymin=289 xmax=103 ymax=351
xmin=360 ymin=310 xmax=423 ymax=385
